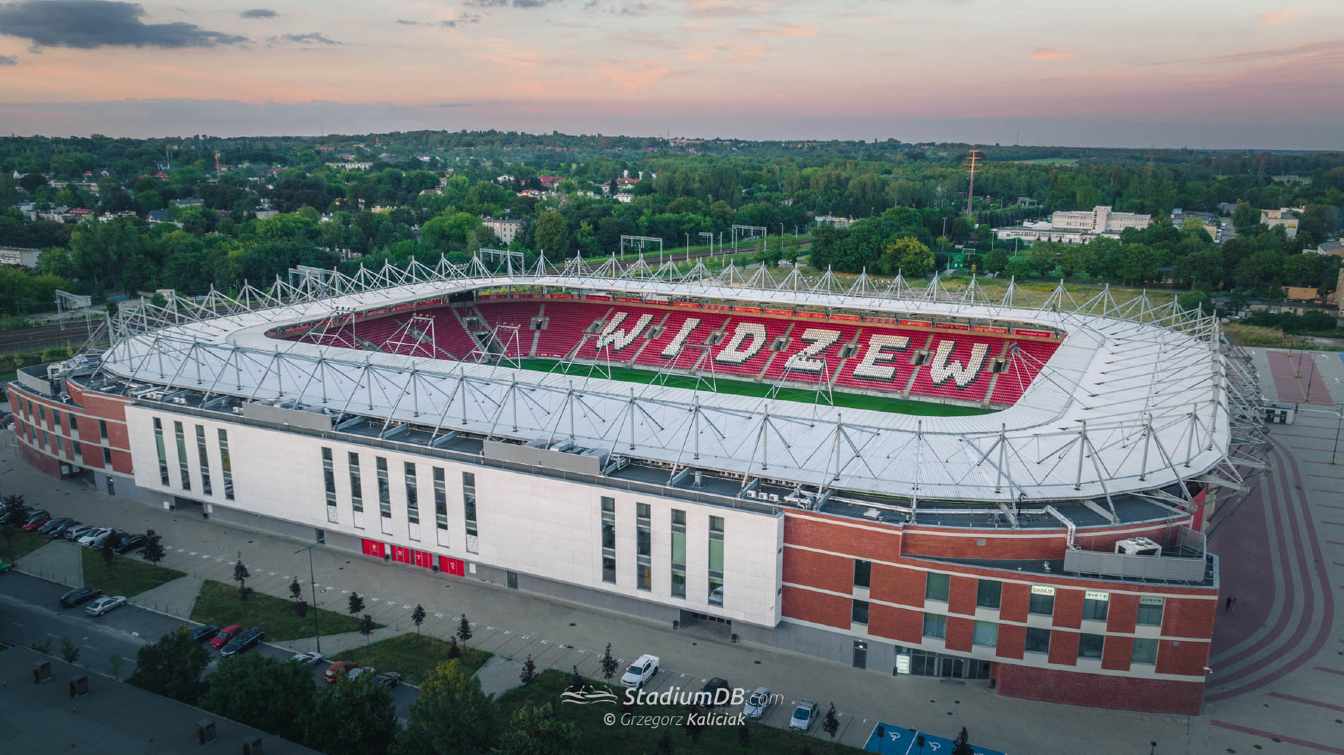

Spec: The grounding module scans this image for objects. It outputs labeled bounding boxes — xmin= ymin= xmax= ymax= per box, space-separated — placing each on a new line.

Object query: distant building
xmin=146 ymin=209 xmax=176 ymax=225
xmin=1216 ymin=202 xmax=1239 ymax=216
xmin=1271 ymin=174 xmax=1311 ymax=185
xmin=172 ymin=197 xmax=204 ymax=209
xmin=1260 ymin=208 xmax=1302 ymax=238
xmin=1283 ymin=286 xmax=1319 ymax=303
xmin=1170 ymin=209 xmax=1231 ymax=243
xmin=481 ymin=216 xmax=523 ymax=245
xmin=538 ymin=175 xmax=563 ymax=190
xmin=325 ymin=161 xmax=373 ymax=171
xmin=1311 ymin=238 xmax=1344 ymax=257
xmin=517 ymin=189 xmax=545 ymax=200
xmin=0 ymin=246 xmax=41 ymax=268
xmin=814 ymin=215 xmax=855 ymax=229
xmin=994 ymin=205 xmax=1151 ymax=245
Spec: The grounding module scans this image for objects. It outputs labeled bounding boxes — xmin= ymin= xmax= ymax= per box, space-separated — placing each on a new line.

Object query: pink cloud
xmin=1258 ymin=8 xmax=1297 ymax=25
xmin=1030 ymin=48 xmax=1073 ymax=62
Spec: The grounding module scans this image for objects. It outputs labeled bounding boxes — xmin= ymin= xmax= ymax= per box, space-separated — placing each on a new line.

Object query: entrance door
xmin=940 ymin=657 xmax=964 ymax=678
xmin=852 ymin=641 xmax=868 ymax=669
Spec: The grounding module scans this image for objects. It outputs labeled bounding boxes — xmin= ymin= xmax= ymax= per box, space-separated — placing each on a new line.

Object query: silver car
xmin=85 ymin=595 xmax=127 ymax=616
xmin=788 ymin=700 xmax=817 ymax=731
xmin=743 ymin=687 xmax=773 ymax=720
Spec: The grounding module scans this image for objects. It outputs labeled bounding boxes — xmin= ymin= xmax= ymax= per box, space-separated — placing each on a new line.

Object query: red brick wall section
xmin=867 ymin=603 xmax=923 ymax=644
xmin=1107 ymin=594 xmax=1139 ymax=634
xmin=19 ymin=442 xmax=62 ymax=477
xmin=996 ymin=623 xmax=1026 ymax=660
xmin=1162 ymin=597 xmax=1218 ymax=639
xmin=869 ymin=563 xmax=926 ymax=607
xmin=1052 ymin=588 xmax=1083 ymax=629
xmin=782 ymin=546 xmax=855 ymax=594
xmin=999 ymin=581 xmax=1029 ymax=622
xmin=996 ymin=663 xmax=1205 ymax=715
xmin=783 ymin=514 xmax=901 ymax=562
xmin=945 ymin=616 xmax=973 ymax=652
xmin=947 ymin=575 xmax=977 ymax=615
xmin=1048 ymin=630 xmax=1079 ymax=666
xmin=781 ymin=586 xmax=852 ymax=629
xmin=1102 ymin=635 xmax=1133 ymax=671
xmin=1156 ymin=640 xmax=1211 ymax=676
xmin=901 ymin=530 xmax=1068 ymax=560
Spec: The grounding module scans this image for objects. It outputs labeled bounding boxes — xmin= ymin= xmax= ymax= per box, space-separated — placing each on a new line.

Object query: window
xmin=463 ymin=472 xmax=478 ymax=553
xmin=976 ymin=580 xmax=1002 ymax=610
xmin=101 ymin=447 xmax=112 ymax=467
xmin=670 ymin=509 xmax=686 ymax=598
xmin=1079 ymin=633 xmax=1104 ymax=659
xmin=53 ymin=411 xmax=61 ymax=432
xmin=217 ymin=429 xmax=234 ymax=500
xmin=925 ymin=572 xmax=949 ymax=602
xmin=922 ymin=613 xmax=946 ymax=639
xmin=72 ymin=441 xmax=82 ymax=459
xmin=1131 ymin=638 xmax=1158 ymax=665
xmin=173 ymin=421 xmax=190 ymax=491
xmin=972 ymin=621 xmax=998 ymax=647
xmin=433 ymin=467 xmax=448 ymax=531
xmin=707 ymin=516 xmax=724 ymax=607
xmin=347 ymin=452 xmax=363 ymax=512
xmin=854 ymin=559 xmax=871 ymax=589
xmin=404 ymin=462 xmax=419 ymax=525
xmin=852 ymin=600 xmax=870 ymax=626
xmin=636 ymin=502 xmax=651 ymax=591
xmin=1137 ymin=596 xmax=1164 ymax=627
xmin=39 ymin=406 xmax=46 ymax=425
xmin=99 ymin=419 xmax=108 ymax=441
xmin=1029 ymin=585 xmax=1055 ymax=616
xmin=1082 ymin=591 xmax=1109 ymax=622
xmin=321 ymin=448 xmax=338 ymax=516
xmin=1025 ymin=627 xmax=1050 ymax=654
xmin=375 ymin=457 xmax=391 ymax=518
xmin=68 ymin=412 xmax=78 ymax=434
xmin=600 ymin=497 xmax=616 ymax=584
xmin=196 ymin=426 xmax=212 ymax=496
xmin=152 ymin=418 xmax=170 ymax=486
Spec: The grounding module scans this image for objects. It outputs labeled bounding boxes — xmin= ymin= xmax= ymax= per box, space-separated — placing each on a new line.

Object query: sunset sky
xmin=0 ymin=0 xmax=1341 ymax=148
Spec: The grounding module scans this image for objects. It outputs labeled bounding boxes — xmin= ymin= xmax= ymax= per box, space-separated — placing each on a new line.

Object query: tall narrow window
xmin=1083 ymin=591 xmax=1109 ymax=622
xmin=708 ymin=515 xmax=724 ymax=607
xmin=670 ymin=509 xmax=686 ymax=598
xmin=173 ymin=421 xmax=190 ymax=491
xmin=1029 ymin=585 xmax=1055 ymax=616
xmin=347 ymin=452 xmax=363 ymax=512
xmin=321 ymin=448 xmax=338 ymax=522
xmin=152 ymin=417 xmax=170 ymax=486
xmin=218 ymin=429 xmax=234 ymax=500
xmin=636 ymin=502 xmax=652 ymax=591
xmin=404 ymin=462 xmax=419 ymax=525
xmin=463 ymin=471 xmax=478 ymax=553
xmin=976 ymin=580 xmax=1002 ymax=610
xmin=432 ymin=467 xmax=448 ymax=531
xmin=53 ymin=411 xmax=61 ymax=433
xmin=99 ymin=419 xmax=108 ymax=441
xmin=1137 ymin=596 xmax=1164 ymax=627
xmin=375 ymin=457 xmax=391 ymax=519
xmin=854 ymin=559 xmax=872 ymax=589
xmin=101 ymin=447 xmax=112 ymax=467
xmin=68 ymin=412 xmax=78 ymax=435
xmin=925 ymin=572 xmax=950 ymax=602
xmin=600 ymin=497 xmax=616 ymax=584
xmin=196 ymin=425 xmax=212 ymax=496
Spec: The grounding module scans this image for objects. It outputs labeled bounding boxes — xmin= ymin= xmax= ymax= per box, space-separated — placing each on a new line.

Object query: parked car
xmin=59 ymin=586 xmax=101 ymax=608
xmin=21 ymin=511 xmax=50 ymax=531
xmin=115 ymin=534 xmax=147 ymax=554
xmin=189 ymin=624 xmax=219 ymax=643
xmin=78 ymin=527 xmax=114 ymax=547
xmin=87 ymin=529 xmax=119 ymax=549
xmin=210 ymin=624 xmax=242 ymax=650
xmin=743 ymin=687 xmax=773 ymax=719
xmin=0 ymin=559 xmax=13 ymax=574
xmin=47 ymin=519 xmax=80 ymax=538
xmin=324 ymin=660 xmax=355 ymax=683
xmin=373 ymin=672 xmax=402 ymax=689
xmin=700 ymin=677 xmax=732 ymax=707
xmin=85 ymin=595 xmax=127 ymax=616
xmin=620 ymin=654 xmax=660 ymax=689
xmin=346 ymin=666 xmax=375 ymax=683
xmin=290 ymin=651 xmax=324 ymax=666
xmin=64 ymin=524 xmax=96 ymax=541
xmin=788 ymin=700 xmax=818 ymax=732
xmin=37 ymin=517 xmax=71 ymax=535
xmin=219 ymin=627 xmax=264 ymax=657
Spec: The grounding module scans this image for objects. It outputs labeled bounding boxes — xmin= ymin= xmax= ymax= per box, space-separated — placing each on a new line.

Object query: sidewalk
xmin=18 ymin=540 xmax=85 ymax=587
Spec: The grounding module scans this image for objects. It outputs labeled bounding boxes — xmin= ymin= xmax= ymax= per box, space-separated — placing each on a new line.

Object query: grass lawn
xmin=497 ymin=670 xmax=858 ymax=755
xmin=81 ymin=547 xmax=185 ymax=596
xmin=519 ymin=359 xmax=990 ymax=417
xmin=2 ymin=529 xmax=53 ymax=562
xmin=332 ymin=633 xmax=491 ymax=685
xmin=190 ymin=579 xmax=374 ymax=641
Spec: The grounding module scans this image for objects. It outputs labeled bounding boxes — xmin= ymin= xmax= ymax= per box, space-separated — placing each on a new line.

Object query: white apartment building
xmin=995 ymin=206 xmax=1151 ymax=245
xmin=481 ymin=217 xmax=524 ymax=246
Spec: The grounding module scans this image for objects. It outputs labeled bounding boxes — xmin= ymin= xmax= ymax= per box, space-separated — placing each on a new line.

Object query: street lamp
xmin=294 ymin=542 xmax=322 ymax=654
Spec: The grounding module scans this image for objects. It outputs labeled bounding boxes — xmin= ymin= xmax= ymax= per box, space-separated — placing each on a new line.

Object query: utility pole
xmin=1332 ymin=402 xmax=1343 ymax=465
xmin=966 ymin=147 xmax=982 ymax=217
xmin=294 ymin=542 xmax=322 ymax=654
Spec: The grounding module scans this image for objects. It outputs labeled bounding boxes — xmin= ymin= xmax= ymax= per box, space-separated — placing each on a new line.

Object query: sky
xmin=0 ymin=0 xmax=1341 ymax=149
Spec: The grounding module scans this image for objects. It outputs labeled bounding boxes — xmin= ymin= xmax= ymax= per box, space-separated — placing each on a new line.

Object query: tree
xmin=495 ymin=702 xmax=578 ymax=755
xmin=822 ymin=702 xmax=839 ymax=738
xmin=233 ymin=558 xmax=251 ymax=599
xmin=880 ymin=236 xmax=934 ymax=277
xmin=360 ymin=613 xmax=375 ymax=645
xmin=1233 ymin=201 xmax=1261 ymax=233
xmin=393 ymin=660 xmax=499 ymax=755
xmin=2 ymin=494 xmax=30 ymax=561
xmin=349 ymin=591 xmax=365 ymax=616
xmin=141 ymin=530 xmax=165 ymax=565
xmin=519 ymin=654 xmax=536 ymax=685
xmin=289 ymin=577 xmax=302 ymax=602
xmin=304 ymin=674 xmax=398 ymax=755
xmin=204 ymin=653 xmax=315 ymax=744
xmin=61 ymin=637 xmax=80 ymax=664
xmin=411 ymin=604 xmax=426 ymax=635
xmin=456 ymin=613 xmax=472 ymax=647
xmin=600 ymin=643 xmax=618 ymax=680
xmin=129 ymin=627 xmax=208 ymax=704
xmin=952 ymin=726 xmax=974 ymax=755
xmin=446 ymin=636 xmax=461 ymax=659
xmin=532 ymin=209 xmax=569 ymax=255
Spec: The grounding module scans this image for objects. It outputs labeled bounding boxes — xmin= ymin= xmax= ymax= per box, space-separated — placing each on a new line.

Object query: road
xmin=0 ymin=319 xmax=97 ymax=354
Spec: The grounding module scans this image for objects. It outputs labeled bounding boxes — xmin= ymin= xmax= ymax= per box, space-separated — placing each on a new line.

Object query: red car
xmin=210 ymin=624 xmax=242 ymax=650
xmin=21 ymin=511 xmax=50 ymax=531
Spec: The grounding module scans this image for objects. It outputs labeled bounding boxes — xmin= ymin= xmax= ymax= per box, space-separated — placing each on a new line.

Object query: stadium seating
xmin=989 ymin=339 xmax=1061 ymax=405
xmin=534 ymin=301 xmax=606 ymax=358
xmin=907 ymin=335 xmax=1000 ymax=403
xmin=475 ymin=301 xmax=542 ymax=357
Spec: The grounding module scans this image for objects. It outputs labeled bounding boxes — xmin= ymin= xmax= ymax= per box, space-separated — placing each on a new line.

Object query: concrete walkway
xmin=475 ymin=655 xmax=525 ymax=698
xmin=131 ymin=574 xmax=203 ymax=617
xmin=17 ymin=540 xmax=84 ymax=587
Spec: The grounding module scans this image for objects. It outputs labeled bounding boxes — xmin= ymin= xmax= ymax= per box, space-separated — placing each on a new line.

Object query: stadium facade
xmin=6 ymin=255 xmax=1266 ymax=715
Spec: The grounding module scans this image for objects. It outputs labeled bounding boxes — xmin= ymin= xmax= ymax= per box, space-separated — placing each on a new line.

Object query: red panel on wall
xmin=1107 ymin=594 xmax=1139 ymax=634
xmin=869 ymin=564 xmax=926 ymax=607
xmin=947 ymin=575 xmax=977 ymax=615
xmin=390 ymin=545 xmax=412 ymax=564
xmin=999 ymin=582 xmax=1029 ymax=623
xmin=361 ymin=539 xmax=386 ymax=558
xmin=1048 ymin=630 xmax=1079 ymax=666
xmin=411 ymin=550 xmax=434 ymax=569
xmin=438 ymin=556 xmax=465 ymax=576
xmin=996 ymin=623 xmax=1026 ymax=660
xmin=995 ymin=664 xmax=1205 ymax=715
xmin=1156 ymin=639 xmax=1211 ymax=676
xmin=867 ymin=603 xmax=923 ymax=644
xmin=1162 ymin=597 xmax=1217 ymax=640
xmin=1102 ymin=635 xmax=1133 ymax=671
xmin=782 ymin=514 xmax=901 ymax=562
xmin=945 ymin=616 xmax=973 ymax=652
xmin=781 ymin=585 xmax=852 ymax=629
xmin=1052 ymin=588 xmax=1083 ymax=629
xmin=782 ymin=546 xmax=855 ymax=594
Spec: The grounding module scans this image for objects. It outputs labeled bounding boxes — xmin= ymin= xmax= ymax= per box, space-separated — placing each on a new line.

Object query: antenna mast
xmin=965 ymin=147 xmax=982 ymax=216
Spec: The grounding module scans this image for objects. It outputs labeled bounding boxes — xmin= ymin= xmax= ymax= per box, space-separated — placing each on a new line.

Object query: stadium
xmin=7 ymin=253 xmax=1266 ymax=715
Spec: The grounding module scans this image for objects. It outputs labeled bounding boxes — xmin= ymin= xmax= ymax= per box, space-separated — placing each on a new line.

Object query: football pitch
xmin=517 ymin=358 xmax=992 ymax=417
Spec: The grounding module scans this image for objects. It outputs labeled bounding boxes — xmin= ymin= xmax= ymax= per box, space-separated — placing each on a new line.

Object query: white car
xmin=85 ymin=595 xmax=127 ymax=616
xmin=788 ymin=700 xmax=818 ymax=731
xmin=346 ymin=666 xmax=375 ymax=682
xmin=78 ymin=527 xmax=113 ymax=547
xmin=620 ymin=654 xmax=659 ymax=689
xmin=743 ymin=687 xmax=773 ymax=719
xmin=290 ymin=651 xmax=325 ymax=666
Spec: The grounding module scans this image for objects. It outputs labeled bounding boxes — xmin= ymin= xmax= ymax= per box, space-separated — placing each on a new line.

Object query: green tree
xmin=456 ymin=613 xmax=472 ymax=647
xmin=394 ymin=660 xmax=499 ymax=755
xmin=61 ymin=637 xmax=80 ymax=664
xmin=141 ymin=530 xmax=165 ymax=565
xmin=519 ymin=654 xmax=536 ymax=685
xmin=880 ymin=236 xmax=935 ymax=277
xmin=495 ymin=702 xmax=579 ymax=755
xmin=204 ymin=653 xmax=315 ymax=743
xmin=233 ymin=558 xmax=250 ymax=599
xmin=411 ymin=604 xmax=426 ymax=634
xmin=129 ymin=628 xmax=208 ymax=704
xmin=304 ymin=675 xmax=398 ymax=755
xmin=600 ymin=643 xmax=618 ymax=680
xmin=532 ymin=209 xmax=570 ymax=255
xmin=349 ymin=591 xmax=365 ymax=616
xmin=360 ymin=613 xmax=376 ymax=645
xmin=1232 ymin=201 xmax=1260 ymax=233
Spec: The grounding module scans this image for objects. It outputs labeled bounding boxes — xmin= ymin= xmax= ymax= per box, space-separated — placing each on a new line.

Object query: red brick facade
xmin=7 ymin=378 xmax=133 ymax=479
xmin=995 ymin=664 xmax=1206 ymax=716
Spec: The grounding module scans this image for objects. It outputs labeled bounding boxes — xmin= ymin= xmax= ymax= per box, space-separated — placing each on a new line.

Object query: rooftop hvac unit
xmin=768 ymin=493 xmax=780 ymax=503
xmin=1115 ymin=537 xmax=1161 ymax=557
